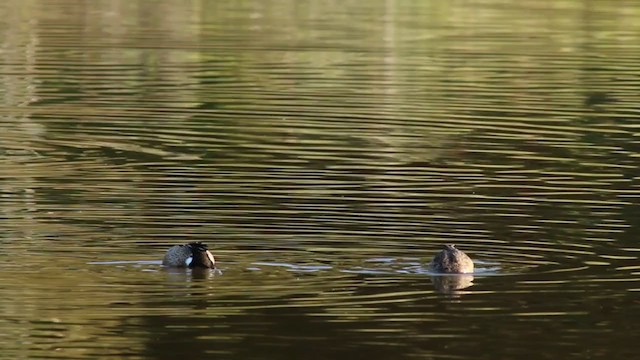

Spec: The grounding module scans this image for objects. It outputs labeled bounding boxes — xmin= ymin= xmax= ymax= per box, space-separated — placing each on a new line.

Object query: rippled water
xmin=1 ymin=0 xmax=640 ymax=359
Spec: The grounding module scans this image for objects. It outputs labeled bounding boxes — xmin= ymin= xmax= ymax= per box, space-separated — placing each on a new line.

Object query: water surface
xmin=1 ymin=0 xmax=640 ymax=359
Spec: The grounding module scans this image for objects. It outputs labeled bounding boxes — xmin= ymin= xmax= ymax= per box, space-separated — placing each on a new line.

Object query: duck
xmin=429 ymin=244 xmax=474 ymax=274
xmin=162 ymin=242 xmax=215 ymax=268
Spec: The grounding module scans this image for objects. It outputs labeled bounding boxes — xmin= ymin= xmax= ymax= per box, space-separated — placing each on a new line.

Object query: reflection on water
xmin=431 ymin=274 xmax=475 ymax=294
xmin=1 ymin=0 xmax=640 ymax=359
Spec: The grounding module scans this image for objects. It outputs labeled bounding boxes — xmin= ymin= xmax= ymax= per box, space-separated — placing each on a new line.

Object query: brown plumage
xmin=429 ymin=244 xmax=474 ymax=273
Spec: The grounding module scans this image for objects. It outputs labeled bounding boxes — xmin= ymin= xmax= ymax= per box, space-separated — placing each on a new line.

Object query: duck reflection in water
xmin=429 ymin=244 xmax=474 ymax=293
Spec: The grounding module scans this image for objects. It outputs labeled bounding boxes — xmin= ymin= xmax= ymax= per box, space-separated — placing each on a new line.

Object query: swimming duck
xmin=162 ymin=242 xmax=215 ymax=268
xmin=430 ymin=244 xmax=474 ymax=274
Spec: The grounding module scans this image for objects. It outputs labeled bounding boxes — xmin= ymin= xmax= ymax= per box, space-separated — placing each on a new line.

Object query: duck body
xmin=162 ymin=242 xmax=215 ymax=268
xmin=429 ymin=244 xmax=474 ymax=274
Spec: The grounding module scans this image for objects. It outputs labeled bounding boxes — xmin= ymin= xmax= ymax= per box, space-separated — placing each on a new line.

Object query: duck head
xmin=186 ymin=242 xmax=215 ymax=268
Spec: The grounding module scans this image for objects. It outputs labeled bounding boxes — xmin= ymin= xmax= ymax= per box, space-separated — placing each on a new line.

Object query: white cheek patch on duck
xmin=185 ymin=256 xmax=193 ymax=267
xmin=205 ymin=250 xmax=215 ymax=265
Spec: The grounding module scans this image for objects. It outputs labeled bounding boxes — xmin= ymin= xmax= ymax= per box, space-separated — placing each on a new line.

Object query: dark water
xmin=1 ymin=0 xmax=640 ymax=359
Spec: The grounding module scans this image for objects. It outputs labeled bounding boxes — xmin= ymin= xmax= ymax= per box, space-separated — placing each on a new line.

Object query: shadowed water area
xmin=1 ymin=0 xmax=640 ymax=359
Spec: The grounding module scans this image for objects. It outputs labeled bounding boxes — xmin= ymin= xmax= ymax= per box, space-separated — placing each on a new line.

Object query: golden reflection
xmin=1 ymin=0 xmax=640 ymax=358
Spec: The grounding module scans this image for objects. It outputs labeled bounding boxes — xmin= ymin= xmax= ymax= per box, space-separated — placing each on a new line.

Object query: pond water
xmin=1 ymin=0 xmax=639 ymax=359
